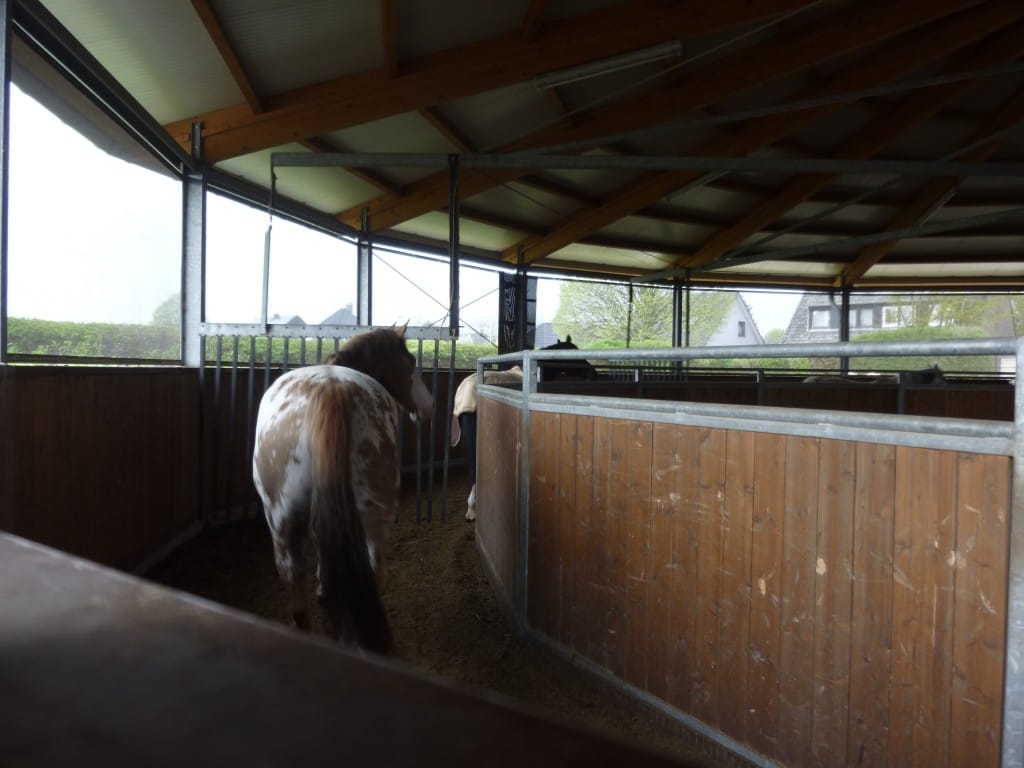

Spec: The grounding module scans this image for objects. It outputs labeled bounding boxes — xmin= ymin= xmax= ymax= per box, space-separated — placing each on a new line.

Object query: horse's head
xmin=538 ymin=335 xmax=597 ymax=382
xmin=333 ymin=326 xmax=434 ymax=421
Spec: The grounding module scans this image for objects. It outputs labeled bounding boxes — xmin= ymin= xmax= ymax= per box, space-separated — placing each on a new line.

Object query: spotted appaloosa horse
xmin=252 ymin=327 xmax=433 ymax=653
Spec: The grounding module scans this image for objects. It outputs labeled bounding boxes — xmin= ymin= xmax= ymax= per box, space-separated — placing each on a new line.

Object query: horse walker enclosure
xmin=474 ymin=338 xmax=1024 ymax=768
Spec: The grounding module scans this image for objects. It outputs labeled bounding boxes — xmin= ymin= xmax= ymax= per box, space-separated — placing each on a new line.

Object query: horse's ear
xmin=565 ymin=334 xmax=572 ymax=343
xmin=394 ymin=321 xmax=409 ymax=338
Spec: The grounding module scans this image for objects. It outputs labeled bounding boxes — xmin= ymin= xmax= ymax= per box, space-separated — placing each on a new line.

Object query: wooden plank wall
xmin=0 ymin=367 xmax=200 ymax=571
xmin=523 ymin=412 xmax=1011 ymax=768
xmin=475 ymin=397 xmax=522 ymax=613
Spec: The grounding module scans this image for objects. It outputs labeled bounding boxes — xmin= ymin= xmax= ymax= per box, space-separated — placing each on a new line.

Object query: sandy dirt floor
xmin=147 ymin=472 xmax=726 ymax=767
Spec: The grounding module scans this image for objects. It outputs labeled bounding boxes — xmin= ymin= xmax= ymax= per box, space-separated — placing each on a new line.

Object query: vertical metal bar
xmin=283 ymin=337 xmax=290 ymax=373
xmin=1002 ymin=335 xmax=1024 ymax=767
xmin=440 ymin=336 xmax=457 ymax=522
xmin=316 ymin=336 xmax=323 ymax=363
xmin=227 ymin=335 xmax=240 ymax=518
xmin=839 ymin=283 xmax=851 ymax=375
xmin=448 ymin=155 xmax=460 ymax=339
xmin=246 ymin=334 xmax=256 ymax=516
xmin=626 ymin=282 xmax=634 ymax=348
xmin=181 ymin=122 xmax=205 ymax=366
xmin=0 ymin=0 xmax=9 ymax=364
xmin=358 ymin=208 xmax=373 ymax=326
xmin=671 ymin=280 xmax=682 ymax=348
xmin=300 ymin=336 xmax=307 ymax=366
xmin=260 ymin=173 xmax=274 ymax=326
xmin=415 ymin=338 xmax=424 ymax=523
xmin=212 ymin=335 xmax=224 ymax=522
xmin=516 ymin=246 xmax=527 ymax=350
xmin=427 ymin=340 xmax=440 ymax=522
xmin=263 ymin=332 xmax=271 ymax=393
xmin=517 ymin=351 xmax=536 ymax=625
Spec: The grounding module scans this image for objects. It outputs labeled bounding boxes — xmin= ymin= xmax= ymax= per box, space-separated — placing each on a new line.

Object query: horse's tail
xmin=307 ymin=382 xmax=393 ymax=654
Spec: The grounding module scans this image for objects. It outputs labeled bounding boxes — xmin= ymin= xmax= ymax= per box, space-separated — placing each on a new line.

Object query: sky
xmin=6 ymin=83 xmax=800 ymax=338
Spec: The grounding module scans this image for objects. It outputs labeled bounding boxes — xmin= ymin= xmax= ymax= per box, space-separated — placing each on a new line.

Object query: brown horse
xmin=252 ymin=327 xmax=433 ymax=653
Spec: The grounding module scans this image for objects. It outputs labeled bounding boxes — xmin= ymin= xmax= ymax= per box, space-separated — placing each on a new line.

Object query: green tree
xmin=552 ymin=282 xmax=734 ymax=347
xmin=151 ymin=293 xmax=180 ymax=327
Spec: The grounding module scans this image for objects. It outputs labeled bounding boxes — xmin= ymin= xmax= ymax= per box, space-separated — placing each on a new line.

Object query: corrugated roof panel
xmin=40 ymin=0 xmax=240 ymax=122
xmin=211 ymin=0 xmax=381 ymax=95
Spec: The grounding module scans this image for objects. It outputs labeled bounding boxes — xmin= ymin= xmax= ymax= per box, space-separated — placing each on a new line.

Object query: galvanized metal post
xmin=357 ymin=207 xmax=372 ymax=326
xmin=1002 ymin=335 xmax=1024 ymax=767
xmin=517 ymin=351 xmax=537 ymax=627
xmin=0 ymin=0 xmax=9 ymax=365
xmin=260 ymin=173 xmax=274 ymax=326
xmin=181 ymin=123 xmax=205 ymax=367
xmin=839 ymin=283 xmax=851 ymax=375
xmin=448 ymin=154 xmax=460 ymax=339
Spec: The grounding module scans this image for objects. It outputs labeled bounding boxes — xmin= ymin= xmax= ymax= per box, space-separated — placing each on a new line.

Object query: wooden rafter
xmin=682 ymin=23 xmax=1024 ymax=271
xmin=164 ymin=0 xmax=825 ymax=161
xmin=840 ymin=86 xmax=1024 ymax=285
xmin=380 ymin=0 xmax=398 ymax=78
xmin=501 ymin=0 xmax=1019 ymax=266
xmin=188 ymin=0 xmax=263 ymax=114
xmin=337 ymin=0 xmax=989 ymax=235
xmin=418 ymin=108 xmax=475 ymax=152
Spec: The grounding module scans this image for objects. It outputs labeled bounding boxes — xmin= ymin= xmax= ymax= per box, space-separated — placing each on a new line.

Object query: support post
xmin=448 ymin=154 xmax=459 ymax=339
xmin=181 ymin=122 xmax=205 ymax=366
xmin=0 ymin=0 xmax=10 ymax=364
xmin=358 ymin=207 xmax=372 ymax=326
xmin=839 ymin=283 xmax=851 ymax=375
xmin=1003 ymin=335 xmax=1024 ymax=766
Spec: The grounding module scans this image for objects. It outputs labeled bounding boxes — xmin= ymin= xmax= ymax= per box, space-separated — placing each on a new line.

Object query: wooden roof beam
xmin=501 ymin=0 xmax=1019 ymax=265
xmin=166 ymin=0 xmax=820 ymax=162
xmin=840 ymin=86 xmax=1024 ymax=285
xmin=339 ymin=0 xmax=987 ymax=234
xmin=380 ymin=0 xmax=398 ymax=78
xmin=682 ymin=23 xmax=1024 ymax=270
xmin=189 ymin=0 xmax=263 ymax=114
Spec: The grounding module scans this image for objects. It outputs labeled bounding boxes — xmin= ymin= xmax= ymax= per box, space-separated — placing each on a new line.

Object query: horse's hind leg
xmin=269 ymin=516 xmax=312 ymax=630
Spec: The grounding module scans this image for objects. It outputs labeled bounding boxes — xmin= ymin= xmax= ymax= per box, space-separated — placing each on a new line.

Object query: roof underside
xmin=26 ymin=0 xmax=1024 ymax=290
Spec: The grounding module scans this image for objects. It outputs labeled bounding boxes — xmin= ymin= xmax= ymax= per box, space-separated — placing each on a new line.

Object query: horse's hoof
xmin=465 ymin=508 xmax=476 ymax=522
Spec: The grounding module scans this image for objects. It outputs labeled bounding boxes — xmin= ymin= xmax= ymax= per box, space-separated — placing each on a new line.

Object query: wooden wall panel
xmin=847 ymin=443 xmax=896 ymax=767
xmin=646 ymin=422 xmax=677 ymax=702
xmin=692 ymin=427 xmax=726 ymax=724
xmin=951 ymin=453 xmax=1011 ymax=767
xmin=624 ymin=421 xmax=653 ymax=692
xmin=0 ymin=368 xmax=200 ymax=571
xmin=666 ymin=425 xmax=701 ymax=714
xmin=528 ymin=411 xmax=558 ymax=632
xmin=889 ymin=447 xmax=956 ymax=767
xmin=475 ymin=397 xmax=521 ymax=610
xmin=811 ymin=439 xmax=856 ymax=768
xmin=488 ymin=401 xmax=1011 ymax=768
xmin=556 ymin=412 xmax=579 ymax=650
xmin=778 ymin=436 xmax=819 ymax=765
xmin=747 ymin=432 xmax=786 ymax=756
xmin=568 ymin=415 xmax=594 ymax=657
xmin=717 ymin=429 xmax=754 ymax=743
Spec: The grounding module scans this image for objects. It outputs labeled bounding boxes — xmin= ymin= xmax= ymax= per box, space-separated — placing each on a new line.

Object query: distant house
xmin=267 ymin=312 xmax=305 ymax=325
xmin=320 ymin=304 xmax=357 ymax=325
xmin=705 ymin=294 xmax=766 ymax=346
xmin=782 ymin=291 xmax=1018 ymax=371
xmin=534 ymin=322 xmax=559 ymax=348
